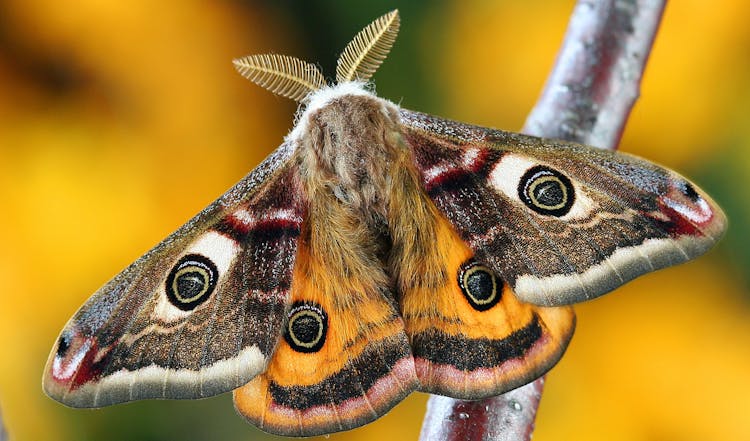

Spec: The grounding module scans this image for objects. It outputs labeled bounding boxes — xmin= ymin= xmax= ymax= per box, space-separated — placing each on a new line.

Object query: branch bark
xmin=0 ymin=404 xmax=7 ymax=441
xmin=419 ymin=1 xmax=666 ymax=440
xmin=524 ymin=0 xmax=666 ymax=148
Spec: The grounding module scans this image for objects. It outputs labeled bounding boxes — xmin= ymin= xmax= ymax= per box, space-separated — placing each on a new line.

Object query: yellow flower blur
xmin=0 ymin=1 xmax=747 ymax=440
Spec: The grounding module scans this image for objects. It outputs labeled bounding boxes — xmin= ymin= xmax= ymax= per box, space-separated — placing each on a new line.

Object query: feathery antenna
xmin=234 ymin=10 xmax=400 ymax=102
xmin=233 ymin=54 xmax=325 ymax=102
xmin=336 ymin=10 xmax=400 ymax=83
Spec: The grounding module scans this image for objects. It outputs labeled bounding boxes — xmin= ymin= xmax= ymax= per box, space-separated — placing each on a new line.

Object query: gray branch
xmin=524 ymin=0 xmax=666 ymax=149
xmin=0 ymin=404 xmax=7 ymax=441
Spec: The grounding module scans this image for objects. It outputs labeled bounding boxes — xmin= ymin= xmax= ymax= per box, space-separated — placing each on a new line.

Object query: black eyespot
xmin=681 ymin=181 xmax=701 ymax=202
xmin=518 ymin=165 xmax=575 ymax=216
xmin=56 ymin=334 xmax=71 ymax=358
xmin=458 ymin=260 xmax=502 ymax=311
xmin=165 ymin=254 xmax=218 ymax=311
xmin=284 ymin=301 xmax=328 ymax=353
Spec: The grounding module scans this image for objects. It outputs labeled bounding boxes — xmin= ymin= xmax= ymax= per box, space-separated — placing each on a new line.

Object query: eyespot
xmin=680 ymin=181 xmax=701 ymax=202
xmin=458 ymin=260 xmax=502 ymax=311
xmin=518 ymin=165 xmax=575 ymax=216
xmin=56 ymin=334 xmax=71 ymax=358
xmin=165 ymin=254 xmax=218 ymax=311
xmin=284 ymin=302 xmax=328 ymax=353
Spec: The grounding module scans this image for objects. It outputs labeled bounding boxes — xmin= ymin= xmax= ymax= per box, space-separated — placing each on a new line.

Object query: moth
xmin=44 ymin=10 xmax=726 ymax=437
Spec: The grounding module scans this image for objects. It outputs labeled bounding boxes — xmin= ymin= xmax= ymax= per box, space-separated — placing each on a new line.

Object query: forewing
xmin=44 ymin=142 xmax=306 ymax=407
xmin=400 ymin=109 xmax=726 ymax=306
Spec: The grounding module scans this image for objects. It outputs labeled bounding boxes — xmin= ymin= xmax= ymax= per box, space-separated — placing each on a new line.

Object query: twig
xmin=418 ymin=1 xmax=666 ymax=440
xmin=0 ymin=404 xmax=7 ymax=441
xmin=524 ymin=0 xmax=666 ymax=148
xmin=420 ymin=378 xmax=545 ymax=441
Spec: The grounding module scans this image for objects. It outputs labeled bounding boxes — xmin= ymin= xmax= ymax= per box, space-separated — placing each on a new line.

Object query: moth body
xmin=293 ymin=84 xmax=450 ymax=293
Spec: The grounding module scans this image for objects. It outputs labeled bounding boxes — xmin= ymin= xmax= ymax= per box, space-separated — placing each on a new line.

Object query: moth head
xmin=232 ymin=10 xmax=400 ymax=104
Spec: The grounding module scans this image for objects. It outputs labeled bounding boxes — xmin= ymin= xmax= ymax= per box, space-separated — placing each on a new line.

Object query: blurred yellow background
xmin=1 ymin=1 xmax=748 ymax=440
